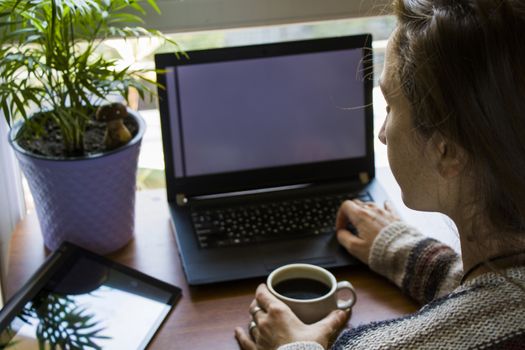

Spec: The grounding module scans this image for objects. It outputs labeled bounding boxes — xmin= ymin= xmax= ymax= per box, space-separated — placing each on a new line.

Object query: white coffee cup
xmin=267 ymin=263 xmax=356 ymax=324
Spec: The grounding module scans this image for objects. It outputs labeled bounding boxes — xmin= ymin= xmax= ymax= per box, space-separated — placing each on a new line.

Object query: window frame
xmin=0 ymin=115 xmax=25 ymax=306
xmin=144 ymin=0 xmax=391 ymax=33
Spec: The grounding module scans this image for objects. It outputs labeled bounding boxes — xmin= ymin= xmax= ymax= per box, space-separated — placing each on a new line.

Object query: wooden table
xmin=7 ymin=169 xmax=458 ymax=349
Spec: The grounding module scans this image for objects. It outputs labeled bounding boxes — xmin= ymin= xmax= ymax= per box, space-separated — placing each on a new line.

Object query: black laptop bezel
xmin=155 ymin=34 xmax=374 ymax=200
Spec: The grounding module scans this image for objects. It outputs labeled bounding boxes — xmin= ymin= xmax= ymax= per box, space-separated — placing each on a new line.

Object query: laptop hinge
xmin=359 ymin=172 xmax=370 ymax=185
xmin=176 ymin=193 xmax=188 ymax=207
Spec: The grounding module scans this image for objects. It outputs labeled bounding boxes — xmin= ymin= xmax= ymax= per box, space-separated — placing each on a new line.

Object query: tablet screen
xmin=0 ymin=243 xmax=181 ymax=349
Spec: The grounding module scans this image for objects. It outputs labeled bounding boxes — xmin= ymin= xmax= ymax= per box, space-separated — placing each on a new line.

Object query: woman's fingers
xmin=335 ymin=199 xmax=401 ymax=264
xmin=249 ymin=302 xmax=266 ymax=325
xmin=335 ymin=200 xmax=364 ymax=230
xmin=336 ymin=228 xmax=363 ymax=250
xmin=337 ymin=201 xmax=379 ymax=229
xmin=254 ymin=284 xmax=285 ymax=312
xmin=314 ymin=309 xmax=349 ymax=339
xmin=336 ymin=229 xmax=369 ymax=263
xmin=235 ymin=327 xmax=258 ymax=350
xmin=384 ymin=200 xmax=400 ymax=218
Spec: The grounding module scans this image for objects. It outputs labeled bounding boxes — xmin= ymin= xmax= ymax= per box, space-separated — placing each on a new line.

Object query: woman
xmin=235 ymin=0 xmax=525 ymax=349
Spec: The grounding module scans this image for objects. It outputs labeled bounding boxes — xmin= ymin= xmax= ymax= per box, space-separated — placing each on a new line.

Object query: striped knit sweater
xmin=278 ymin=222 xmax=525 ymax=350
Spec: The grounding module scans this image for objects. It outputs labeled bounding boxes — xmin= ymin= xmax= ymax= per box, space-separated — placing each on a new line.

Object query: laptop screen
xmin=165 ymin=48 xmax=366 ymax=178
xmin=156 ymin=35 xmax=374 ymax=197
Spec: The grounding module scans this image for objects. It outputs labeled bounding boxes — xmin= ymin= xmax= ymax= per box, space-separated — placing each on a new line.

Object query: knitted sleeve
xmin=277 ymin=341 xmax=325 ymax=350
xmin=368 ymin=221 xmax=463 ymax=304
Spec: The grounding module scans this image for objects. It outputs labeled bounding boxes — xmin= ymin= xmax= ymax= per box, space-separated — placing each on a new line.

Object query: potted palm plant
xmin=0 ymin=0 xmax=180 ymax=254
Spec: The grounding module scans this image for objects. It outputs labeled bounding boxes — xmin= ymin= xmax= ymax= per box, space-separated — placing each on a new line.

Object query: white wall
xmin=144 ymin=0 xmax=391 ymax=32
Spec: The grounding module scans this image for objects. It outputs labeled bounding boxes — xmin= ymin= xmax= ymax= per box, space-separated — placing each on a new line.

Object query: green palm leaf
xmin=0 ymin=0 xmax=182 ymax=156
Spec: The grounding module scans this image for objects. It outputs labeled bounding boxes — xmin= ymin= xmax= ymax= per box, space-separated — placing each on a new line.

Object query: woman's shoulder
xmin=332 ymin=266 xmax=525 ymax=350
xmin=425 ymin=265 xmax=525 ymax=315
xmin=462 ymin=265 xmax=525 ymax=289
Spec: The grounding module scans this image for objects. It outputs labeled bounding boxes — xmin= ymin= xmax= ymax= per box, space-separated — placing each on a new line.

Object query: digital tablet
xmin=0 ymin=242 xmax=182 ymax=349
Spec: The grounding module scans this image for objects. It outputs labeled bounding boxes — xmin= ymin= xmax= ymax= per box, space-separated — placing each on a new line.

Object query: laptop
xmin=155 ymin=34 xmax=390 ymax=285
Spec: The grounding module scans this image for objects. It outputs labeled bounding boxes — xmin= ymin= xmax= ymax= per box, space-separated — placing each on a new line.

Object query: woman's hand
xmin=235 ymin=284 xmax=349 ymax=350
xmin=335 ymin=200 xmax=400 ymax=264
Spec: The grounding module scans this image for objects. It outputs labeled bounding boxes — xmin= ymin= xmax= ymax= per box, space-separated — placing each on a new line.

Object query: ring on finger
xmin=250 ymin=305 xmax=263 ymax=317
xmin=248 ymin=320 xmax=257 ymax=335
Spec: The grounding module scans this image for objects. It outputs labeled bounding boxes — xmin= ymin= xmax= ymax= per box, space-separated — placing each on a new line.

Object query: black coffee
xmin=273 ymin=278 xmax=330 ymax=300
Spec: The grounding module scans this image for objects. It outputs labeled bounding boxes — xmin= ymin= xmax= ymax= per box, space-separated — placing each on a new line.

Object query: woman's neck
xmin=455 ymin=219 xmax=525 ymax=283
xmin=462 ymin=251 xmax=525 ymax=282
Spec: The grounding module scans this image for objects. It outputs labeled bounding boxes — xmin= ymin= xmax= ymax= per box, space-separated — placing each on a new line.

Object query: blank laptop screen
xmin=165 ymin=48 xmax=367 ymax=178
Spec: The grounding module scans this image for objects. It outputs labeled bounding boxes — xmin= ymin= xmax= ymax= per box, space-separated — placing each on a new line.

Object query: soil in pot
xmin=17 ymin=110 xmax=139 ymax=158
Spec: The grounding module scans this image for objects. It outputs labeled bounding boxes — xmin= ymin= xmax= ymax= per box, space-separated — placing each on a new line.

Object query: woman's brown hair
xmin=391 ymin=0 xmax=525 ymax=233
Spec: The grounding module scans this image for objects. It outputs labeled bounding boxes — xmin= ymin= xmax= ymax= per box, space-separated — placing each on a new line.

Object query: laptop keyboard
xmin=191 ymin=191 xmax=372 ymax=249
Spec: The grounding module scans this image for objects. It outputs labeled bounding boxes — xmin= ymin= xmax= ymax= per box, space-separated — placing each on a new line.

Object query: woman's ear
xmin=430 ymin=135 xmax=466 ymax=179
xmin=427 ymin=134 xmax=466 ymax=179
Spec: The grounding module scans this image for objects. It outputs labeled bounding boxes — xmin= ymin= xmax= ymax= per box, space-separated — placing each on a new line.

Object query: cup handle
xmin=336 ymin=280 xmax=357 ymax=310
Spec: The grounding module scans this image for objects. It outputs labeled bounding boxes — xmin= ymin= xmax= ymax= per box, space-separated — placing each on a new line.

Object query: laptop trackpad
xmin=261 ymin=236 xmax=337 ymax=272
